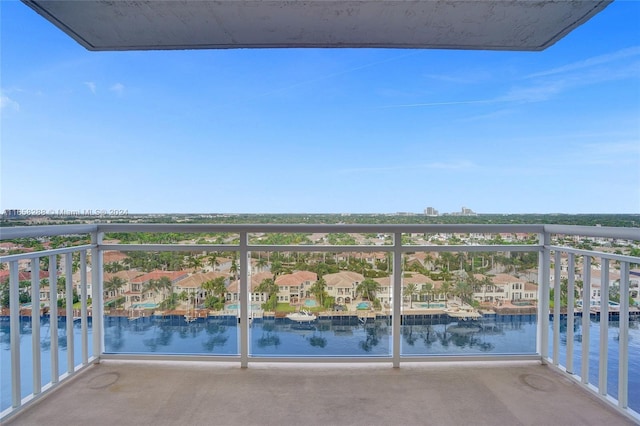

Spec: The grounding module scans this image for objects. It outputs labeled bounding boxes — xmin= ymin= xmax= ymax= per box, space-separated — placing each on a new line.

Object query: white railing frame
xmin=0 ymin=240 xmax=98 ymax=420
xmin=1 ymin=223 xmax=639 ymax=422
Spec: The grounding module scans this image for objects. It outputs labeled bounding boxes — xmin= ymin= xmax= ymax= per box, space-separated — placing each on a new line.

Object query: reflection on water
xmin=401 ymin=315 xmax=536 ymax=355
xmin=104 ymin=316 xmax=237 ymax=355
xmin=0 ymin=316 xmax=93 ymax=412
xmin=101 ymin=314 xmax=538 ymax=357
xmin=3 ymin=314 xmax=638 ymax=414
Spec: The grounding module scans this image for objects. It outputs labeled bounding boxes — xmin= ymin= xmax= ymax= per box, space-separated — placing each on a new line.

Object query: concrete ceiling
xmin=23 ymin=0 xmax=612 ymax=52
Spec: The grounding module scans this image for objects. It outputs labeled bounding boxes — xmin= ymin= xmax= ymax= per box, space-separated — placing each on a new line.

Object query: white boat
xmin=286 ymin=310 xmax=317 ymax=322
xmin=444 ymin=306 xmax=482 ymax=320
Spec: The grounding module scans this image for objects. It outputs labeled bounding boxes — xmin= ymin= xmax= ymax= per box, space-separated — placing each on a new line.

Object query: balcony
xmin=1 ymin=223 xmax=639 ymax=424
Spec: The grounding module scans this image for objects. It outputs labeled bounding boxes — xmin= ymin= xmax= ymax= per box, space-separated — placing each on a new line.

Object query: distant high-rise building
xmin=461 ymin=206 xmax=477 ymax=216
xmin=424 ymin=207 xmax=439 ymax=216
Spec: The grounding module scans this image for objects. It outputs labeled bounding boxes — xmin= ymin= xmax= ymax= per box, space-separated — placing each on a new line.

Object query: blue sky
xmin=1 ymin=1 xmax=639 ymax=215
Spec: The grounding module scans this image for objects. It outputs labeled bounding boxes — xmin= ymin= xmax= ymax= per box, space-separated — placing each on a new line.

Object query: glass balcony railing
xmin=1 ymin=223 xmax=639 ymax=422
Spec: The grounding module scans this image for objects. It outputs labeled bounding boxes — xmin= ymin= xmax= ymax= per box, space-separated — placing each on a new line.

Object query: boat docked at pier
xmin=444 ymin=306 xmax=482 ymax=320
xmin=286 ymin=309 xmax=317 ymax=322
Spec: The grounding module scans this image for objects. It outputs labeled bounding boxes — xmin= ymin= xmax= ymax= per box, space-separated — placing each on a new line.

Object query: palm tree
xmin=309 ymin=277 xmax=327 ymax=307
xmin=440 ymin=281 xmax=452 ymax=307
xmin=270 ymin=260 xmax=282 ymax=278
xmin=142 ymin=279 xmax=159 ymax=301
xmin=104 ymin=276 xmax=126 ymax=300
xmin=439 ymin=252 xmax=455 ymax=272
xmin=420 ymin=283 xmax=434 ymax=307
xmin=202 ymin=277 xmax=227 ymax=310
xmin=403 ymin=283 xmax=419 ymax=308
xmin=156 ymin=276 xmax=173 ymax=302
xmin=208 ymin=253 xmax=219 ymax=271
xmin=315 ymin=262 xmax=329 ymax=279
xmin=256 ymin=257 xmax=267 ymax=272
xmin=454 ymin=252 xmax=467 ymax=271
xmin=256 ymin=278 xmax=279 ymax=311
xmin=455 ymin=280 xmax=473 ymax=305
xmin=187 ymin=254 xmax=203 ymax=271
xmin=230 ymin=259 xmax=239 ymax=280
xmin=203 ymin=277 xmax=227 ymax=299
xmin=356 ymin=278 xmax=381 ymax=301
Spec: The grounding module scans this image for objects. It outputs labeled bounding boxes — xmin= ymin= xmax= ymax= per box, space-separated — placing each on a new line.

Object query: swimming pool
xmin=131 ymin=303 xmax=158 ymax=309
xmin=304 ymin=299 xmax=317 ymax=307
xmin=226 ymin=303 xmax=262 ymax=311
xmin=356 ymin=302 xmax=370 ymax=310
xmin=414 ymin=302 xmax=445 ymax=309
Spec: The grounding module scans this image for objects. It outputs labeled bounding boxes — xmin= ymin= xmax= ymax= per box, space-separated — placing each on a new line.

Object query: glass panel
xmin=401 ymin=250 xmax=539 ymax=355
xmin=103 ymin=232 xmax=240 ymax=245
xmin=0 ymin=255 xmax=94 ymax=412
xmin=103 ymin=250 xmax=239 ymax=355
xmin=248 ymin=250 xmax=392 ymax=357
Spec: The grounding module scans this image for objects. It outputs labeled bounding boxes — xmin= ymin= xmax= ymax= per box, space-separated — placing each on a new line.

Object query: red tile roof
xmin=131 ymin=270 xmax=187 ymax=284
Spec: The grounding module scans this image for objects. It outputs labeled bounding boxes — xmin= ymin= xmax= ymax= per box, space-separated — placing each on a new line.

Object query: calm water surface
xmin=1 ymin=314 xmax=638 ymax=414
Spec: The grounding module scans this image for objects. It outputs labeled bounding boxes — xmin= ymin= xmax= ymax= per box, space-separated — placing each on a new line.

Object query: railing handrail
xmin=99 ymin=223 xmax=548 ymax=234
xmin=0 ymin=224 xmax=98 ymax=240
xmin=1 ymin=221 xmax=639 ymax=423
xmin=1 ymin=222 xmax=638 ymax=241
xmin=0 ymin=244 xmax=95 ymax=262
xmin=544 ymin=224 xmax=640 ymax=240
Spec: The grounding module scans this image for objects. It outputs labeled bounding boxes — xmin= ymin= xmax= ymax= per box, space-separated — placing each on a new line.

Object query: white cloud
xmin=0 ymin=95 xmax=20 ymax=111
xmin=84 ymin=81 xmax=97 ymax=94
xmin=426 ymin=160 xmax=475 ymax=170
xmin=110 ymin=83 xmax=125 ymax=96
xmin=499 ymin=80 xmax=566 ymax=103
xmin=377 ymin=99 xmax=495 ymax=109
xmin=339 ymin=160 xmax=476 ymax=174
xmin=525 ymin=46 xmax=640 ymax=79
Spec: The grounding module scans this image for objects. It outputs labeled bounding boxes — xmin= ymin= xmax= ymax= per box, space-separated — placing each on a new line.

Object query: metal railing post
xmin=598 ymin=259 xmax=609 ymax=396
xmin=392 ymin=232 xmax=402 ymax=368
xmin=581 ymin=256 xmax=591 ymax=384
xmin=537 ymin=231 xmax=550 ymax=363
xmin=65 ymin=253 xmax=74 ymax=374
xmin=566 ymin=253 xmax=575 ymax=374
xmin=240 ymin=232 xmax=249 ymax=368
xmin=552 ymin=250 xmax=561 ymax=365
xmin=80 ymin=250 xmax=89 ymax=365
xmin=31 ymin=258 xmax=42 ymax=395
xmin=9 ymin=261 xmax=21 ymax=409
xmin=49 ymin=255 xmax=59 ymax=383
xmin=91 ymin=231 xmax=104 ymax=360
xmin=618 ymin=261 xmax=630 ymax=409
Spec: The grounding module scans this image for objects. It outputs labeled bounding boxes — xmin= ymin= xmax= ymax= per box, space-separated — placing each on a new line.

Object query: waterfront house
xmin=173 ymin=271 xmax=230 ymax=304
xmin=324 ymin=271 xmax=364 ymax=304
xmin=2 ymin=1 xmax=638 ymax=424
xmin=274 ymin=271 xmax=318 ymax=304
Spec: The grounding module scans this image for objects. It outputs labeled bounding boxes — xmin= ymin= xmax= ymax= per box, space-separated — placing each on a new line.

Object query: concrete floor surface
xmin=5 ymin=360 xmax=637 ymax=426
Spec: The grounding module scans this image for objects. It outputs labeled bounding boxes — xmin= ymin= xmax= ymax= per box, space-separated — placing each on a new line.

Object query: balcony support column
xmin=49 ymin=255 xmax=59 ymax=382
xmin=65 ymin=253 xmax=74 ymax=374
xmin=618 ymin=261 xmax=630 ymax=409
xmin=392 ymin=232 xmax=402 ymax=368
xmin=566 ymin=253 xmax=576 ymax=374
xmin=240 ymin=232 xmax=249 ymax=368
xmin=598 ymin=259 xmax=609 ymax=395
xmin=552 ymin=250 xmax=561 ymax=365
xmin=9 ymin=261 xmax=21 ymax=409
xmin=91 ymin=231 xmax=104 ymax=360
xmin=581 ymin=256 xmax=591 ymax=384
xmin=80 ymin=250 xmax=89 ymax=364
xmin=31 ymin=258 xmax=42 ymax=394
xmin=537 ymin=232 xmax=550 ymax=364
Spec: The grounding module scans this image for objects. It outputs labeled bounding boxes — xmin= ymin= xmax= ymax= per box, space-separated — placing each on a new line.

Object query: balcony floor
xmin=5 ymin=360 xmax=636 ymax=426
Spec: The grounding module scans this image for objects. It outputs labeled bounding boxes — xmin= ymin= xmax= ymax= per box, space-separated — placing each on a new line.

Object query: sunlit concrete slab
xmin=5 ymin=360 xmax=635 ymax=426
xmin=23 ymin=0 xmax=612 ymax=52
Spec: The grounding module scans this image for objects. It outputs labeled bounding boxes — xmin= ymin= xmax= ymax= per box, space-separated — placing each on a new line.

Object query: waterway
xmin=1 ymin=314 xmax=638 ymax=414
